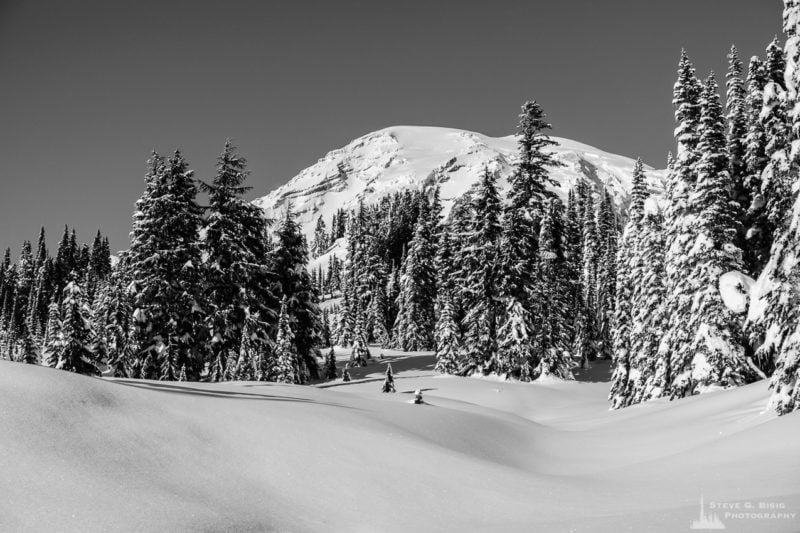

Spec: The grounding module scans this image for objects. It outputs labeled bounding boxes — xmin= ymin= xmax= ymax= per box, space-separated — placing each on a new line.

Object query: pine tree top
xmin=629 ymin=158 xmax=648 ymax=223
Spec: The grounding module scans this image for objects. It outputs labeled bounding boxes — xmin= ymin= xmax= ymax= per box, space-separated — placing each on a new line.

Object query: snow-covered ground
xmin=1 ymin=355 xmax=798 ymax=532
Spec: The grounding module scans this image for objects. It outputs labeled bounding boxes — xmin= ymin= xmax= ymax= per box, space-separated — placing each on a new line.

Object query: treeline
xmin=0 ymin=142 xmax=322 ymax=383
xmin=0 ymin=227 xmax=111 ymax=363
xmin=611 ymin=1 xmax=800 ymax=415
xmin=319 ymin=101 xmax=621 ymax=381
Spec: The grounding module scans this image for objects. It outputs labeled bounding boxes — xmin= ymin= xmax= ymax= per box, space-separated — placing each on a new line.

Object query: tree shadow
xmin=571 ymin=359 xmax=614 ymax=383
xmin=112 ymin=379 xmax=351 ymax=408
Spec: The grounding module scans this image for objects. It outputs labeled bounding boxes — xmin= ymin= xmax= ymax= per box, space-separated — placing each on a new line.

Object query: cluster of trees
xmin=322 ymin=102 xmax=622 ymax=381
xmin=0 ymin=227 xmax=111 ymax=366
xmin=611 ymin=0 xmax=800 ymax=415
xmin=1 ymin=142 xmax=322 ymax=384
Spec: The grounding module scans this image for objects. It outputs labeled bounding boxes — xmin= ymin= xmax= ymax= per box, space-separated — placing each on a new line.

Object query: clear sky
xmin=0 ymin=0 xmax=783 ymax=253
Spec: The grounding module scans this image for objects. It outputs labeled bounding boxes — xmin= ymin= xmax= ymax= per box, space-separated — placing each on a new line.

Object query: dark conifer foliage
xmin=202 ymin=141 xmax=276 ymax=379
xmin=128 ymin=150 xmax=206 ymax=380
xmin=272 ymin=207 xmax=322 ymax=381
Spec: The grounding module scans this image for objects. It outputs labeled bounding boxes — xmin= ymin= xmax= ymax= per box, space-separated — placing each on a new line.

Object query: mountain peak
xmin=254 ymin=125 xmax=666 ymax=236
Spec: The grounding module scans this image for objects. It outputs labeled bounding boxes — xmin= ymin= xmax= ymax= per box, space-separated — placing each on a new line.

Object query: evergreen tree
xmin=335 ymin=293 xmax=355 ymax=348
xmin=533 ymin=199 xmax=574 ymax=380
xmin=272 ymin=297 xmax=297 ymax=384
xmin=324 ymin=346 xmax=337 ymax=380
xmin=55 ymin=280 xmax=98 ymax=375
xmin=671 ymin=74 xmax=755 ymax=397
xmin=579 ymin=189 xmax=599 ymax=364
xmin=746 ymin=1 xmax=800 ymax=415
xmin=128 ymin=150 xmax=206 ymax=380
xmin=510 ymin=100 xmax=560 ymax=220
xmin=659 ymin=50 xmax=704 ymax=396
xmin=433 ymin=293 xmax=462 ymax=375
xmin=42 ymin=298 xmax=61 ymax=368
xmin=203 ymin=141 xmax=275 ymax=379
xmin=726 ymin=45 xmax=750 ymax=251
xmin=311 ymin=215 xmax=329 ymax=258
xmin=368 ymin=289 xmax=390 ymax=347
xmin=381 ymin=363 xmax=396 ymax=393
xmin=610 ymin=160 xmax=648 ymax=408
xmin=235 ymin=312 xmax=264 ymax=381
xmin=350 ymin=311 xmax=370 ymax=367
xmin=595 ymin=189 xmax=618 ymax=360
xmin=459 ymin=167 xmax=502 ymax=375
xmin=760 ymin=38 xmax=793 ymax=237
xmin=633 ymin=210 xmax=669 ymax=403
xmin=392 ymin=214 xmax=436 ymax=351
xmin=496 ymin=297 xmax=534 ymax=380
xmin=19 ymin=327 xmax=38 ymax=365
xmin=159 ymin=343 xmax=177 ymax=381
xmin=272 ymin=206 xmax=322 ymax=381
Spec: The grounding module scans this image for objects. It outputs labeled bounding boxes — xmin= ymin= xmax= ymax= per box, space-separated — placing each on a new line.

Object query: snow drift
xmin=1 ymin=356 xmax=798 ymax=532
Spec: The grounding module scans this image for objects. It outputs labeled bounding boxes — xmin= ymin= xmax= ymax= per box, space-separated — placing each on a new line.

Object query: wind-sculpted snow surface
xmin=255 ymin=126 xmax=667 ymax=237
xmin=1 ymin=357 xmax=798 ymax=532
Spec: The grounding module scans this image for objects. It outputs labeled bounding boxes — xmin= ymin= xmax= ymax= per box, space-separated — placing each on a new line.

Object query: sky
xmin=0 ymin=0 xmax=784 ymax=253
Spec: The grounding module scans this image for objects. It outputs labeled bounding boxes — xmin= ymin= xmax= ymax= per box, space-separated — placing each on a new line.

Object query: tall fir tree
xmin=459 ymin=167 xmax=502 ymax=375
xmin=726 ymin=45 xmax=750 ymax=254
xmin=434 ymin=292 xmax=462 ymax=375
xmin=746 ymin=0 xmax=800 ymax=415
xmin=392 ymin=213 xmax=436 ymax=351
xmin=533 ymin=199 xmax=574 ymax=380
xmin=272 ymin=296 xmax=297 ymax=384
xmin=203 ymin=141 xmax=276 ymax=379
xmin=272 ymin=206 xmax=322 ymax=381
xmin=55 ymin=280 xmax=98 ymax=375
xmin=659 ymin=50 xmax=704 ymax=397
xmin=671 ymin=74 xmax=755 ymax=397
xmin=128 ymin=150 xmax=206 ymax=380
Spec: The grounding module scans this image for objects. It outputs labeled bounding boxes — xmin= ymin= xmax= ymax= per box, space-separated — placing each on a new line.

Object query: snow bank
xmin=1 ymin=357 xmax=797 ymax=532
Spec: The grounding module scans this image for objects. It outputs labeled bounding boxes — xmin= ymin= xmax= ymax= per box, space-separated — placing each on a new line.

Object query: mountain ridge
xmin=254 ymin=125 xmax=668 ymax=237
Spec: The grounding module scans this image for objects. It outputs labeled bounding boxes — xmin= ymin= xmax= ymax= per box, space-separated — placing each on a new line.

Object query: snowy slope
xmin=255 ymin=125 xmax=667 ymax=237
xmin=2 ymin=358 xmax=798 ymax=532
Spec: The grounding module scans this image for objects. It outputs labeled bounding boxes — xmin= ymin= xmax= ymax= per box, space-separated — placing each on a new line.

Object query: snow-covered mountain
xmin=255 ymin=125 xmax=667 ymax=236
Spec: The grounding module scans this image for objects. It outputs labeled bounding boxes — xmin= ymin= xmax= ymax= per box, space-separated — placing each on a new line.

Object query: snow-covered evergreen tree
xmin=392 ymin=214 xmax=436 ymax=351
xmin=533 ymin=200 xmax=574 ymax=380
xmin=323 ymin=347 xmax=337 ymax=380
xmin=42 ymin=298 xmax=61 ymax=368
xmin=272 ymin=206 xmax=322 ymax=381
xmin=672 ymin=74 xmax=755 ymax=397
xmin=726 ymin=44 xmax=750 ymax=247
xmin=350 ymin=311 xmax=370 ymax=367
xmin=272 ymin=297 xmax=297 ymax=384
xmin=203 ymin=141 xmax=275 ymax=380
xmin=368 ymin=290 xmax=390 ymax=348
xmin=311 ymin=215 xmax=329 ymax=258
xmin=381 ymin=363 xmax=396 ymax=393
xmin=746 ymin=0 xmax=800 ymax=415
xmin=55 ymin=280 xmax=98 ymax=375
xmin=496 ymin=297 xmax=534 ymax=380
xmin=128 ymin=150 xmax=205 ymax=380
xmin=433 ymin=292 xmax=462 ymax=374
xmin=633 ymin=208 xmax=669 ymax=403
xmin=595 ymin=188 xmax=618 ymax=360
xmin=459 ymin=167 xmax=502 ymax=375
xmin=610 ymin=159 xmax=647 ymax=408
xmin=659 ymin=50 xmax=704 ymax=396
xmin=510 ymin=100 xmax=560 ymax=222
